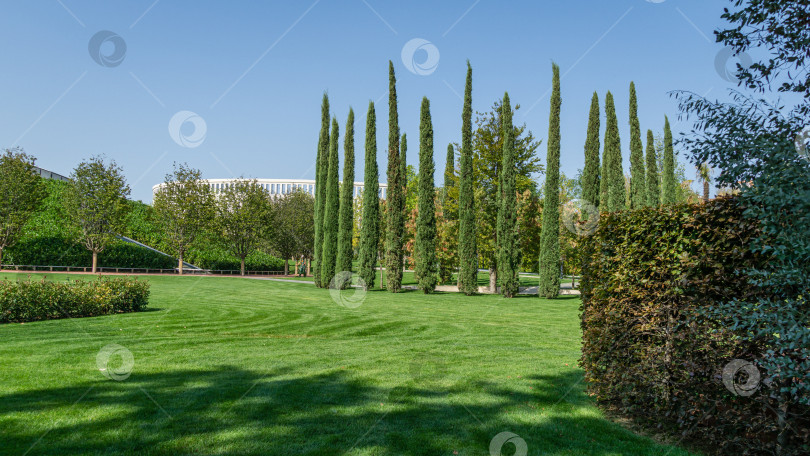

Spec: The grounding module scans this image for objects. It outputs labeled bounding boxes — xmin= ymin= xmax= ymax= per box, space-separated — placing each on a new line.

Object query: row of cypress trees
xmin=313 ymin=62 xmax=679 ymax=298
xmin=587 ymin=83 xmax=678 ymax=215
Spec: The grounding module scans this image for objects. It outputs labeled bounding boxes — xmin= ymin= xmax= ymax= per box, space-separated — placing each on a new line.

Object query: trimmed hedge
xmin=580 ymin=196 xmax=809 ymax=455
xmin=0 ymin=276 xmax=150 ymax=323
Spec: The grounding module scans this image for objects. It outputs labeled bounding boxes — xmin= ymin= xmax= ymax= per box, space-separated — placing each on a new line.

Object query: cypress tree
xmin=385 ymin=61 xmax=403 ymax=292
xmin=458 ymin=61 xmax=478 ymax=295
xmin=442 ymin=144 xmax=455 ymax=207
xmin=336 ymin=108 xmax=355 ymax=282
xmin=645 ymin=129 xmax=660 ymax=206
xmin=604 ymin=91 xmax=625 ymax=212
xmin=415 ymin=97 xmax=438 ymax=293
xmin=313 ymin=94 xmax=329 ymax=287
xmin=321 ymin=118 xmax=340 ymax=286
xmin=628 ymin=82 xmax=645 ymax=209
xmin=538 ymin=64 xmax=562 ymax=298
xmin=582 ymin=92 xmax=600 ymax=210
xmin=399 ymin=133 xmax=408 ymax=273
xmin=662 ymin=116 xmax=677 ymax=204
xmin=359 ymin=102 xmax=379 ymax=290
xmin=497 ymin=92 xmax=519 ymax=298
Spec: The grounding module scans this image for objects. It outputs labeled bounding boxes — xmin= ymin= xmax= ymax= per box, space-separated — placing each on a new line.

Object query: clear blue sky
xmin=1 ymin=0 xmax=745 ymax=202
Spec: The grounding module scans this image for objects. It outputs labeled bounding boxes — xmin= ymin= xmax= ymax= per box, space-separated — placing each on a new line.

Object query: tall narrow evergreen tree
xmin=538 ymin=64 xmax=562 ymax=298
xmin=442 ymin=144 xmax=455 ymax=207
xmin=415 ymin=97 xmax=438 ymax=293
xmin=359 ymin=102 xmax=380 ymax=290
xmin=385 ymin=61 xmax=404 ymax=292
xmin=336 ymin=108 xmax=355 ymax=282
xmin=645 ymin=129 xmax=660 ymax=206
xmin=313 ymin=93 xmax=330 ymax=287
xmin=458 ymin=61 xmax=478 ymax=295
xmin=497 ymin=92 xmax=519 ymax=298
xmin=604 ymin=91 xmax=625 ymax=212
xmin=628 ymin=82 xmax=646 ymax=209
xmin=582 ymin=92 xmax=600 ymax=210
xmin=662 ymin=116 xmax=677 ymax=204
xmin=399 ymin=132 xmax=408 ymax=270
xmin=321 ymin=118 xmax=340 ymax=286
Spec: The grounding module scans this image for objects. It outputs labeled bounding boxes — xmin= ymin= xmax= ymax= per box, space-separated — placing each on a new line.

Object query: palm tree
xmin=697 ymin=163 xmax=712 ymax=202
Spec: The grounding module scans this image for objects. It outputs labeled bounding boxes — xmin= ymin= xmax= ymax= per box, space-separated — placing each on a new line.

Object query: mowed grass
xmin=0 ymin=273 xmax=695 ymax=456
xmin=282 ymin=269 xmax=573 ymax=288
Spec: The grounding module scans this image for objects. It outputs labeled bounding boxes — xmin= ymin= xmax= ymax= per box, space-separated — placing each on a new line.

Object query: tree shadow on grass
xmin=0 ymin=366 xmax=697 ymax=456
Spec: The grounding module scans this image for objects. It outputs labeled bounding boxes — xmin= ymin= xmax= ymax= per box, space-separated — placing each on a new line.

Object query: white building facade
xmin=152 ymin=178 xmax=388 ymax=202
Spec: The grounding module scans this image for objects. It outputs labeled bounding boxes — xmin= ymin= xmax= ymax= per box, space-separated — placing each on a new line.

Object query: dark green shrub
xmin=580 ymin=196 xmax=809 ymax=454
xmin=0 ymin=276 xmax=150 ymax=323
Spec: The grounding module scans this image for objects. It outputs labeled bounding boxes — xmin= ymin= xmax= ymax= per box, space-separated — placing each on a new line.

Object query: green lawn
xmin=0 ymin=273 xmax=695 ymax=455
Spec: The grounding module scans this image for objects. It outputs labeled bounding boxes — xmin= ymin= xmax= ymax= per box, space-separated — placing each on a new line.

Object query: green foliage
xmin=313 ymin=93 xmax=330 ymax=287
xmin=437 ymin=144 xmax=458 ymax=284
xmin=496 ymin=92 xmax=519 ymax=297
xmin=538 ymin=64 xmax=562 ymax=298
xmin=716 ymin=0 xmax=810 ymax=111
xmin=0 ymin=276 xmax=149 ymax=323
xmin=65 ymin=156 xmax=131 ymax=271
xmin=661 ymin=116 xmax=677 ymax=204
xmin=271 ymin=189 xmax=314 ymax=270
xmin=645 ymin=129 xmax=660 ymax=206
xmin=215 ymin=179 xmax=274 ymax=275
xmin=336 ymin=108 xmax=355 ymax=281
xmin=321 ymin=118 xmax=340 ymax=287
xmin=581 ymin=197 xmax=808 ymax=454
xmin=603 ymin=92 xmax=624 ymax=212
xmin=582 ymin=93 xmax=600 ymax=211
xmin=0 ymin=148 xmax=47 ymax=263
xmin=152 ymin=163 xmax=215 ymax=272
xmin=457 ymin=61 xmax=478 ymax=295
xmin=628 ymin=82 xmax=645 ymax=209
xmin=359 ymin=102 xmax=380 ymax=290
xmin=415 ymin=97 xmax=438 ymax=293
xmin=472 ymin=97 xmax=542 ymax=285
xmin=385 ymin=61 xmax=403 ymax=292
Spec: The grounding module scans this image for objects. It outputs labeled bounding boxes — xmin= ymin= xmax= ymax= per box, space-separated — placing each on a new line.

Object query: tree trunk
xmin=92 ymin=251 xmax=98 ymax=274
xmin=489 ymin=264 xmax=497 ymax=293
xmin=240 ymin=257 xmax=246 ymax=276
xmin=703 ymin=181 xmax=710 ymax=202
xmin=284 ymin=258 xmax=289 ymax=276
xmin=0 ymin=247 xmax=4 ymax=269
xmin=306 ymin=258 xmax=311 ymax=276
xmin=178 ymin=254 xmax=184 ymax=275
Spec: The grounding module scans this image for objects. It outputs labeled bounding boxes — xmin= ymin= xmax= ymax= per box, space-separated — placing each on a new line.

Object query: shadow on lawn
xmin=1 ymin=367 xmax=690 ymax=456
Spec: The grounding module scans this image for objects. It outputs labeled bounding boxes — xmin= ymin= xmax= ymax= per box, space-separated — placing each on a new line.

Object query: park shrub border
xmin=0 ymin=276 xmax=150 ymax=323
xmin=580 ymin=196 xmax=809 ymax=455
